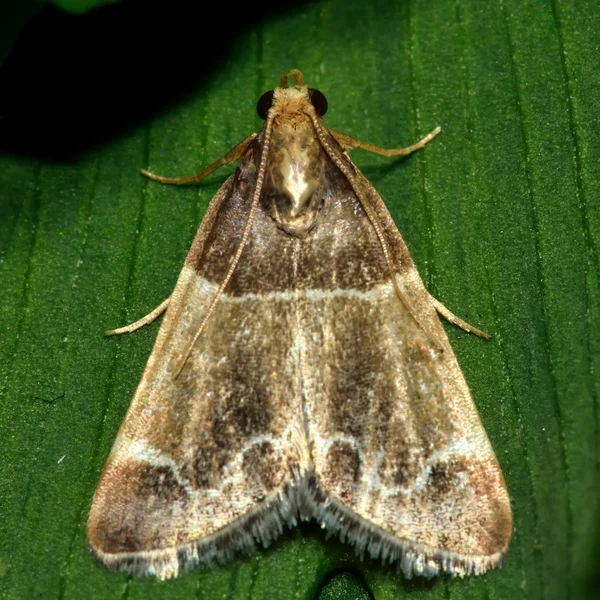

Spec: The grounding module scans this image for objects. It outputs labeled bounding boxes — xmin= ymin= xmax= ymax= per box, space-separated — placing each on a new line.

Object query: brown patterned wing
xmin=88 ymin=129 xmax=511 ymax=581
xmin=300 ymin=157 xmax=512 ymax=578
xmin=87 ymin=152 xmax=312 ymax=579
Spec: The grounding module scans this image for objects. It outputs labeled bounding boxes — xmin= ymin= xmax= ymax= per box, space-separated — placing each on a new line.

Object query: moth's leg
xmin=329 ymin=127 xmax=441 ymax=157
xmin=141 ymin=133 xmax=257 ymax=185
xmin=106 ymin=297 xmax=171 ymax=337
xmin=429 ymin=295 xmax=491 ymax=340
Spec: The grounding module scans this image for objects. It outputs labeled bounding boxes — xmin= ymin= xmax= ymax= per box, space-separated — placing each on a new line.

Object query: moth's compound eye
xmin=308 ymin=88 xmax=328 ymax=117
xmin=257 ymin=90 xmax=275 ymax=120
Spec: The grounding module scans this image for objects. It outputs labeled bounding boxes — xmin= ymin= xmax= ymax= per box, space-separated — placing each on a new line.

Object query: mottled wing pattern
xmin=303 ymin=140 xmax=512 ymax=576
xmin=88 ymin=129 xmax=511 ymax=580
xmin=87 ymin=147 xmax=311 ymax=579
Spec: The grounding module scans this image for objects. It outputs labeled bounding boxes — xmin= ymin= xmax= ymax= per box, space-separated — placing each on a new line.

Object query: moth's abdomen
xmin=263 ymin=128 xmax=328 ymax=237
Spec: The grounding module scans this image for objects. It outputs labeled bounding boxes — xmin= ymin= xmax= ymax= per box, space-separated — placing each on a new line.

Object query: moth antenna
xmin=280 ymin=69 xmax=305 ymax=88
xmin=174 ymin=112 xmax=275 ymax=378
xmin=306 ymin=108 xmax=429 ymax=335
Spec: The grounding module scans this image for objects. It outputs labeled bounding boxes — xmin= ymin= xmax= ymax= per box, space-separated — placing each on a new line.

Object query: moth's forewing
xmin=306 ymin=142 xmax=512 ymax=576
xmin=87 ymin=158 xmax=309 ymax=578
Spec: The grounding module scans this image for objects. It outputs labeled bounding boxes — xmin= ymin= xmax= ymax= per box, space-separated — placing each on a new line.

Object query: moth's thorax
xmin=264 ymin=117 xmax=327 ymax=238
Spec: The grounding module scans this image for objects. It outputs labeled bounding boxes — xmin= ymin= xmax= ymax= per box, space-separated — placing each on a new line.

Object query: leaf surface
xmin=0 ymin=1 xmax=598 ymax=598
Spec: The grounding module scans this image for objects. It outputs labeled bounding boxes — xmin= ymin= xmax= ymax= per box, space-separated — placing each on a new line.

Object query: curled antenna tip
xmin=280 ymin=69 xmax=305 ymax=88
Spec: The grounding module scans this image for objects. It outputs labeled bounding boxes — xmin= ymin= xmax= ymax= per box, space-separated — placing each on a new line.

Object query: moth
xmin=87 ymin=69 xmax=512 ymax=580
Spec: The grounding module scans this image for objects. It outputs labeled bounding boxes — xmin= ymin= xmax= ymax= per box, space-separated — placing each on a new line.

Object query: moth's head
xmin=257 ymin=69 xmax=328 ymax=128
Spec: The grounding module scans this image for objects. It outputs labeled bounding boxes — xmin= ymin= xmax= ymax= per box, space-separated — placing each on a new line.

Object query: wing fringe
xmin=90 ymin=473 xmax=506 ymax=580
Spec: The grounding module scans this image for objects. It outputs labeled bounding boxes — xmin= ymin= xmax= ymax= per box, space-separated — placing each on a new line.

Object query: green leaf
xmin=0 ymin=1 xmax=598 ymax=599
xmin=49 ymin=0 xmax=123 ymax=14
xmin=318 ymin=570 xmax=373 ymax=600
